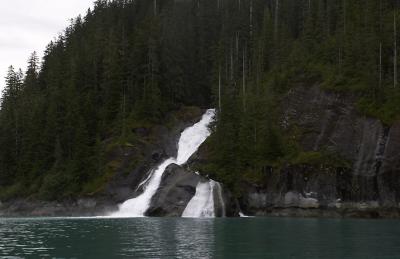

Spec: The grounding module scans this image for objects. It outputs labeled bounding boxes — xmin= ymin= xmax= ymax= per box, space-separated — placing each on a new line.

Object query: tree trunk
xmin=339 ymin=47 xmax=342 ymax=74
xmin=122 ymin=85 xmax=126 ymax=136
xmin=343 ymin=0 xmax=346 ymax=35
xmin=236 ymin=32 xmax=239 ymax=64
xmin=231 ymin=44 xmax=234 ymax=82
xmin=15 ymin=108 xmax=18 ymax=161
xmin=379 ymin=0 xmax=383 ymax=89
xmin=219 ymin=67 xmax=222 ymax=114
xmin=254 ymin=126 xmax=257 ymax=144
xmin=380 ymin=42 xmax=382 ymax=89
xmin=243 ymin=47 xmax=246 ymax=112
xmin=274 ymin=0 xmax=279 ymax=39
xmin=395 ymin=11 xmax=397 ymax=88
xmin=250 ymin=0 xmax=253 ymax=37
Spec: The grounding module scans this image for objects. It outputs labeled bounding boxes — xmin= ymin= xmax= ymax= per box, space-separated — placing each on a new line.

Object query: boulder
xmin=146 ymin=164 xmax=201 ymax=216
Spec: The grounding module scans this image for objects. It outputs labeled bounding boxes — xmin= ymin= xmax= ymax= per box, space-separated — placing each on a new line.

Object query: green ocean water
xmin=1 ymin=217 xmax=400 ymax=258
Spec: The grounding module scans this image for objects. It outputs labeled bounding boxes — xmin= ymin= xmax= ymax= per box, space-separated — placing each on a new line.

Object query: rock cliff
xmin=240 ymin=86 xmax=400 ymax=218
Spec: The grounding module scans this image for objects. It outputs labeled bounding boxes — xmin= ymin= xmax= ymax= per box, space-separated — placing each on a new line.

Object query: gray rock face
xmin=103 ymin=107 xmax=204 ymax=204
xmin=240 ymin=86 xmax=400 ymax=217
xmin=146 ymin=164 xmax=201 ymax=217
xmin=146 ymin=164 xmax=239 ymax=217
xmin=378 ymin=122 xmax=400 ymax=206
xmin=0 ymin=198 xmax=118 ymax=217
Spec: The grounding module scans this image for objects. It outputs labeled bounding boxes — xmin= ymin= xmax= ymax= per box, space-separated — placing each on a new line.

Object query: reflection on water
xmin=1 ymin=217 xmax=400 ymax=258
xmin=175 ymin=219 xmax=215 ymax=258
xmin=0 ymin=217 xmax=216 ymax=258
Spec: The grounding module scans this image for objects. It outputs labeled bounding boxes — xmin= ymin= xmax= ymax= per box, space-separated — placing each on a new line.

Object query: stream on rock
xmin=109 ymin=109 xmax=221 ymax=218
xmin=182 ymin=180 xmax=225 ymax=218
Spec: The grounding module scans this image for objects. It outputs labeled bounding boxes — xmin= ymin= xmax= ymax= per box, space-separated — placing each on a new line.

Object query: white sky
xmin=0 ymin=0 xmax=94 ymax=96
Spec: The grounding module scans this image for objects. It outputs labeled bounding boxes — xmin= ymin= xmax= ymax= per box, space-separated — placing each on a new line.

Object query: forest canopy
xmin=1 ymin=0 xmax=400 ymax=199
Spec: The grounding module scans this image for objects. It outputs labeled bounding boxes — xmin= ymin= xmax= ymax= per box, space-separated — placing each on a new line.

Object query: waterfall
xmin=214 ymin=182 xmax=226 ymax=217
xmin=182 ymin=180 xmax=216 ymax=218
xmin=109 ymin=109 xmax=215 ymax=217
xmin=182 ymin=180 xmax=225 ymax=218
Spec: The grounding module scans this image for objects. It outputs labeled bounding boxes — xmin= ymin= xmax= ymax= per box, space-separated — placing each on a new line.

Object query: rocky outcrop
xmin=100 ymin=106 xmax=204 ymax=204
xmin=146 ymin=164 xmax=238 ymax=217
xmin=240 ymin=86 xmax=400 ymax=218
xmin=378 ymin=122 xmax=400 ymax=206
xmin=0 ymin=107 xmax=204 ymax=217
xmin=146 ymin=164 xmax=201 ymax=216
xmin=0 ymin=198 xmax=117 ymax=217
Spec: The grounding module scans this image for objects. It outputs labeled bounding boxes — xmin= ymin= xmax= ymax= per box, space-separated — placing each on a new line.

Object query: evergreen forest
xmin=1 ymin=0 xmax=400 ymax=199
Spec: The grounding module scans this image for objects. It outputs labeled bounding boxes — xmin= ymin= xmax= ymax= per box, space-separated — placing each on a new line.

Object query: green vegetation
xmin=292 ymin=151 xmax=351 ymax=168
xmin=1 ymin=0 xmax=400 ymax=199
xmin=192 ymin=0 xmax=400 ymax=192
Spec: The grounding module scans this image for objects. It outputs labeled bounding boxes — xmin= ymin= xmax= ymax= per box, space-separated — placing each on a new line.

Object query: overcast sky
xmin=0 ymin=0 xmax=94 ymax=96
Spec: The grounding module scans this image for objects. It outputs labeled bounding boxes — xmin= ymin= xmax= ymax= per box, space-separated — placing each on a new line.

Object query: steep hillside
xmin=1 ymin=0 xmax=400 ymax=217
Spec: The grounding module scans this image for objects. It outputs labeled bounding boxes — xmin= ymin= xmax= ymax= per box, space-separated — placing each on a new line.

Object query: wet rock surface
xmin=0 ymin=107 xmax=204 ymax=217
xmin=146 ymin=164 xmax=239 ymax=217
xmin=146 ymin=164 xmax=201 ymax=217
xmin=240 ymin=86 xmax=400 ymax=218
xmin=103 ymin=107 xmax=204 ymax=205
xmin=0 ymin=198 xmax=118 ymax=217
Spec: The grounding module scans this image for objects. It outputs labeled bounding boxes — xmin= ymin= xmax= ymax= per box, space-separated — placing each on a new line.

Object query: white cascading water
xmin=182 ymin=180 xmax=216 ymax=218
xmin=109 ymin=109 xmax=216 ymax=217
xmin=182 ymin=179 xmax=225 ymax=218
xmin=214 ymin=182 xmax=226 ymax=217
xmin=239 ymin=212 xmax=248 ymax=217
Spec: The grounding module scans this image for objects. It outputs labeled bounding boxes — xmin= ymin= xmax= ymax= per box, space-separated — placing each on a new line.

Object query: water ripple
xmin=1 ymin=217 xmax=400 ymax=258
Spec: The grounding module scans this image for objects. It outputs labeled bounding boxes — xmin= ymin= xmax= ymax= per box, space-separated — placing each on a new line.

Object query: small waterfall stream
xmin=182 ymin=180 xmax=226 ymax=218
xmin=214 ymin=182 xmax=226 ymax=217
xmin=109 ymin=109 xmax=215 ymax=217
xmin=182 ymin=180 xmax=216 ymax=218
